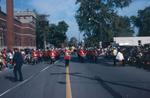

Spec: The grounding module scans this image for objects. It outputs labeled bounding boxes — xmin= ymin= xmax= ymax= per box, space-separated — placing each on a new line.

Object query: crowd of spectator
xmin=0 ymin=48 xmax=62 ymax=71
xmin=105 ymin=44 xmax=150 ymax=66
xmin=0 ymin=44 xmax=149 ymax=71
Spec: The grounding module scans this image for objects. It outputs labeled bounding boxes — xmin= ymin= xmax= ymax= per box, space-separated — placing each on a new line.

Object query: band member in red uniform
xmin=31 ymin=49 xmax=38 ymax=65
xmin=64 ymin=47 xmax=73 ymax=67
xmin=49 ymin=48 xmax=56 ymax=64
xmin=78 ymin=47 xmax=86 ymax=63
xmin=37 ymin=49 xmax=43 ymax=62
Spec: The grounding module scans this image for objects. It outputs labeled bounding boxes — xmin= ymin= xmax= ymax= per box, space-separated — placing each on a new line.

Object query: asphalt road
xmin=0 ymin=57 xmax=150 ymax=98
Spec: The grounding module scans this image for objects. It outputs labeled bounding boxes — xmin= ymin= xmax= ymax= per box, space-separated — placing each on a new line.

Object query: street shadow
xmin=58 ymin=81 xmax=66 ymax=84
xmin=50 ymin=72 xmax=66 ymax=75
xmin=71 ymin=74 xmax=150 ymax=98
xmin=97 ymin=57 xmax=127 ymax=67
xmin=127 ymin=63 xmax=150 ymax=72
xmin=4 ymin=76 xmax=17 ymax=82
xmin=54 ymin=64 xmax=66 ymax=68
xmin=50 ymin=72 xmax=81 ymax=76
xmin=142 ymin=65 xmax=150 ymax=71
xmin=71 ymin=56 xmax=101 ymax=64
xmin=71 ymin=74 xmax=122 ymax=98
xmin=95 ymin=76 xmax=122 ymax=98
xmin=50 ymin=72 xmax=81 ymax=85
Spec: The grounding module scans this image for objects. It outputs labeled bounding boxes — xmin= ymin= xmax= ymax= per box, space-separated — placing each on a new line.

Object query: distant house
xmin=114 ymin=37 xmax=150 ymax=46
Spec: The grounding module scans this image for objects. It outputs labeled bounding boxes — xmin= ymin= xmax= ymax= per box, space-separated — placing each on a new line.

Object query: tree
xmin=69 ymin=37 xmax=78 ymax=47
xmin=75 ymin=0 xmax=132 ymax=45
xmin=131 ymin=6 xmax=150 ymax=36
xmin=84 ymin=36 xmax=98 ymax=47
xmin=47 ymin=21 xmax=69 ymax=47
xmin=36 ymin=14 xmax=49 ymax=49
xmin=57 ymin=21 xmax=69 ymax=34
xmin=36 ymin=12 xmax=69 ymax=48
xmin=113 ymin=16 xmax=134 ymax=37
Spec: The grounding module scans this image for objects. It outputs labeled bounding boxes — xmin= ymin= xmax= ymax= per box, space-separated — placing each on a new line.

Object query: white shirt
xmin=8 ymin=52 xmax=13 ymax=59
xmin=116 ymin=52 xmax=124 ymax=61
xmin=113 ymin=49 xmax=118 ymax=56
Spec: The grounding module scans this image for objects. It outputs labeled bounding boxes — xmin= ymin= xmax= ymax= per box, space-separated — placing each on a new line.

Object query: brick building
xmin=0 ymin=10 xmax=36 ymax=49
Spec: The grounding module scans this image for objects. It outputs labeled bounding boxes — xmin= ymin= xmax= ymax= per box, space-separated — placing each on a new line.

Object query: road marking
xmin=0 ymin=60 xmax=60 ymax=97
xmin=0 ymin=75 xmax=33 ymax=97
xmin=66 ymin=66 xmax=72 ymax=98
xmin=40 ymin=66 xmax=50 ymax=72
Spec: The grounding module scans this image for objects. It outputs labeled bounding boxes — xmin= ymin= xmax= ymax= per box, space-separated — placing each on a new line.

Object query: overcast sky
xmin=0 ymin=0 xmax=150 ymax=40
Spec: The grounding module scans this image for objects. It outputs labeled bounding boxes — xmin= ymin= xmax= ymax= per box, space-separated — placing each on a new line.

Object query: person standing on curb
xmin=13 ymin=48 xmax=24 ymax=81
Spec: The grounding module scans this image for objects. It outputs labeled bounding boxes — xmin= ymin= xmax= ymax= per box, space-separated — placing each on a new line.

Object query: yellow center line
xmin=66 ymin=66 xmax=72 ymax=98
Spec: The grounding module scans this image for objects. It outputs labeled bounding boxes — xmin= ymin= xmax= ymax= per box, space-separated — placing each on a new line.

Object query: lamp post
xmin=89 ymin=18 xmax=102 ymax=48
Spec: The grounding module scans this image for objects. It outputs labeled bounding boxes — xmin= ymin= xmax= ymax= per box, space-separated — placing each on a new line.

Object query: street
xmin=0 ymin=57 xmax=150 ymax=98
xmin=0 ymin=0 xmax=150 ymax=98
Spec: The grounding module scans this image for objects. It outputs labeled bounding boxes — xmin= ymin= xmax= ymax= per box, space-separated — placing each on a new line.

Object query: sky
xmin=118 ymin=0 xmax=150 ymax=16
xmin=0 ymin=0 xmax=150 ymax=40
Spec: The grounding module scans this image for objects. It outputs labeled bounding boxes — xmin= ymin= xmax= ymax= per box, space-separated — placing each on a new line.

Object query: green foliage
xmin=84 ymin=35 xmax=99 ymax=47
xmin=75 ymin=0 xmax=133 ymax=46
xmin=57 ymin=21 xmax=69 ymax=34
xmin=69 ymin=37 xmax=78 ymax=47
xmin=36 ymin=14 xmax=69 ymax=48
xmin=132 ymin=6 xmax=150 ymax=36
xmin=113 ymin=16 xmax=134 ymax=37
xmin=36 ymin=14 xmax=45 ymax=49
xmin=48 ymin=21 xmax=69 ymax=47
